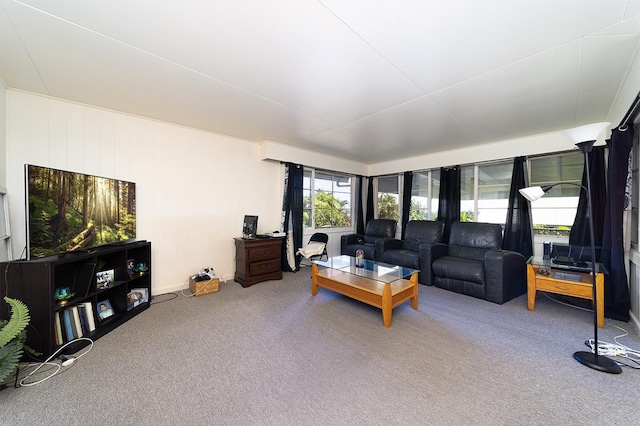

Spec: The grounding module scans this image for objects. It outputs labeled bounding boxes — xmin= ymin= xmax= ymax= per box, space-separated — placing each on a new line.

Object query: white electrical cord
xmin=584 ymin=325 xmax=640 ymax=369
xmin=542 ymin=293 xmax=640 ymax=369
xmin=19 ymin=337 xmax=94 ymax=387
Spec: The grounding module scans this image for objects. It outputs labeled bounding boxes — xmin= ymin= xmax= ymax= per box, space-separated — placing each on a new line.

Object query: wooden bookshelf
xmin=0 ymin=241 xmax=151 ymax=358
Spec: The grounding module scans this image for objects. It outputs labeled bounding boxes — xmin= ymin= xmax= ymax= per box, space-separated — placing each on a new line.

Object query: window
xmin=411 ymin=170 xmax=440 ymax=220
xmin=0 ymin=188 xmax=11 ymax=261
xmin=528 ymin=152 xmax=583 ymax=237
xmin=377 ymin=175 xmax=400 ymax=220
xmin=460 ymin=161 xmax=513 ymax=224
xmin=477 ymin=162 xmax=513 ymax=224
xmin=460 ymin=165 xmax=476 ymax=222
xmin=303 ymin=169 xmax=352 ymax=229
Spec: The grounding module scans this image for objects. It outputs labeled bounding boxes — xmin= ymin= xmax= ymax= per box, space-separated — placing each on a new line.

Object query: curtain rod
xmin=618 ymin=92 xmax=640 ymax=130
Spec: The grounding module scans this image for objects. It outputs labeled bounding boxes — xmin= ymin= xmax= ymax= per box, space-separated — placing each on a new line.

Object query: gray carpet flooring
xmin=2 ymin=270 xmax=640 ymax=425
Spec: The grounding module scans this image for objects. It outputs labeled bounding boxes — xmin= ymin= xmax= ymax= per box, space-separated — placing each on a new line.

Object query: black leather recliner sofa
xmin=427 ymin=221 xmax=526 ymax=304
xmin=341 ymin=219 xmax=397 ymax=260
xmin=379 ymin=220 xmax=444 ymax=285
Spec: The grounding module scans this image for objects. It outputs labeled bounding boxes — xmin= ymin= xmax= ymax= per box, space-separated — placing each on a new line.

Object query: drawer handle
xmin=261 ymin=250 xmax=272 ymax=257
xmin=554 ymin=285 xmax=570 ymax=291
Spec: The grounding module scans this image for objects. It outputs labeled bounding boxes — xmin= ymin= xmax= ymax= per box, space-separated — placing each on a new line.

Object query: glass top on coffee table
xmin=527 ymin=256 xmax=608 ymax=275
xmin=313 ymin=255 xmax=418 ymax=284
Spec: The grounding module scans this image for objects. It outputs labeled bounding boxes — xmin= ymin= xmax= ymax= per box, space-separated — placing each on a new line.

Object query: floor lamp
xmin=520 ymin=122 xmax=622 ymax=374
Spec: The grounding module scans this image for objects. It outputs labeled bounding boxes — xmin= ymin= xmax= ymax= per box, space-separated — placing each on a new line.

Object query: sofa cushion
xmin=449 ymin=222 xmax=502 ymax=248
xmin=403 ymin=220 xmax=444 ymax=251
xmin=363 ymin=219 xmax=397 ymax=244
xmin=432 ymin=256 xmax=485 ymax=284
xmin=381 ymin=249 xmax=420 ymax=269
xmin=343 ymin=243 xmax=376 ymax=260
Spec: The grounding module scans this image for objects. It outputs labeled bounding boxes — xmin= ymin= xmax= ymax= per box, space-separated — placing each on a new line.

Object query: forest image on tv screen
xmin=27 ymin=165 xmax=136 ymax=258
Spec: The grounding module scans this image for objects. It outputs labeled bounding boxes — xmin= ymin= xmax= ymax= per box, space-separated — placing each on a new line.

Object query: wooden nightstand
xmin=234 ymin=237 xmax=284 ymax=287
xmin=526 ymin=257 xmax=605 ymax=328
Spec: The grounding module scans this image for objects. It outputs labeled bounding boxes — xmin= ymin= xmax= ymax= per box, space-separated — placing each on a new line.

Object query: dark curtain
xmin=502 ymin=156 xmax=533 ymax=258
xmin=401 ymin=171 xmax=413 ymax=239
xmin=601 ymin=128 xmax=633 ymax=321
xmin=569 ymin=146 xmax=606 ymax=248
xmin=366 ymin=177 xmax=374 ymax=224
xmin=355 ymin=175 xmax=365 ymax=235
xmin=437 ymin=166 xmax=460 ymax=242
xmin=280 ymin=163 xmax=304 ymax=272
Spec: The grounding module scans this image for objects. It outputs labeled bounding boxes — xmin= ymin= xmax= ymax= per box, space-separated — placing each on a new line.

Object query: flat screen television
xmin=242 ymin=215 xmax=258 ymax=239
xmin=25 ymin=164 xmax=136 ymax=259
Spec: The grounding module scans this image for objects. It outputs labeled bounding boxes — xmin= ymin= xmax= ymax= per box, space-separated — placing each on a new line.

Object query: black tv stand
xmin=0 ymin=241 xmax=152 ymax=359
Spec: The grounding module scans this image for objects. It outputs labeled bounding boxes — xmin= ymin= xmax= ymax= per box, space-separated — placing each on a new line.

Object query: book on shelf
xmin=70 ymin=306 xmax=83 ymax=338
xmin=77 ymin=304 xmax=90 ymax=335
xmin=62 ymin=309 xmax=74 ymax=341
xmin=81 ymin=301 xmax=96 ymax=332
xmin=54 ymin=312 xmax=63 ymax=346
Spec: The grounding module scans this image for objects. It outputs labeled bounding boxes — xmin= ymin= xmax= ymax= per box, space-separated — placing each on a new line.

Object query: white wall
xmin=0 ymin=79 xmax=6 ymax=189
xmin=6 ymin=90 xmax=285 ymax=295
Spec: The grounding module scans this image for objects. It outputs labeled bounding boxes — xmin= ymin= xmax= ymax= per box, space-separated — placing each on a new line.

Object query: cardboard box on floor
xmin=189 ymin=277 xmax=219 ymax=296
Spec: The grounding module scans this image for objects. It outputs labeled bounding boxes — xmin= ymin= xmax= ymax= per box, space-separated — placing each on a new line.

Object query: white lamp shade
xmin=563 ymin=122 xmax=610 ymax=143
xmin=519 ymin=186 xmax=545 ymax=202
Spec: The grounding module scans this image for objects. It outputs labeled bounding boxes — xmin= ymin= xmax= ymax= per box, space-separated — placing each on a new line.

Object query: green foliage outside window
xmin=460 ymin=210 xmax=475 ymax=222
xmin=311 ymin=190 xmax=351 ymax=227
xmin=410 ymin=199 xmax=428 ymax=220
xmin=378 ymin=193 xmax=399 ymax=220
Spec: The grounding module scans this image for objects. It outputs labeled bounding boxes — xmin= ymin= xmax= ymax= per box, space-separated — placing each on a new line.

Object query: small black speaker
xmin=543 ymin=242 xmax=551 ymax=260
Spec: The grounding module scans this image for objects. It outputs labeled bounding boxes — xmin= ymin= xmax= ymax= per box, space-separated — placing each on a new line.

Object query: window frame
xmin=410 ymin=170 xmax=440 ymax=221
xmin=303 ymin=168 xmax=354 ymax=230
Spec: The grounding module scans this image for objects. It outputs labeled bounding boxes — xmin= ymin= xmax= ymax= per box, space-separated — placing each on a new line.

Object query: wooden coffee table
xmin=311 ymin=256 xmax=419 ymax=327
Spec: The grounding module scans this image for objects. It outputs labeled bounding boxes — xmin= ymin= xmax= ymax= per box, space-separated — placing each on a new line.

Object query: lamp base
xmin=573 ymin=351 xmax=622 ymax=374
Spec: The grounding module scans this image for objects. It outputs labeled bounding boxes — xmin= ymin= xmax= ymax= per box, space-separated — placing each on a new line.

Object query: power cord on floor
xmin=18 ymin=337 xmax=94 ymax=387
xmin=584 ymin=325 xmax=640 ymax=369
xmin=542 ymin=292 xmax=640 ymax=370
xmin=150 ymin=293 xmax=178 ymax=304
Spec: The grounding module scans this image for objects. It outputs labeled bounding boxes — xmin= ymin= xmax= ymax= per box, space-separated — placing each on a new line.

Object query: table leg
xmin=526 ymin=264 xmax=536 ymax=311
xmin=382 ymin=283 xmax=392 ymax=328
xmin=410 ymin=272 xmax=418 ymax=310
xmin=311 ymin=263 xmax=319 ymax=296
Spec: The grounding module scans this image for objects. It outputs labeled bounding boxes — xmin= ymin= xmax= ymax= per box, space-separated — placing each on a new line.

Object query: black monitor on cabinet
xmin=242 ymin=215 xmax=258 ymax=239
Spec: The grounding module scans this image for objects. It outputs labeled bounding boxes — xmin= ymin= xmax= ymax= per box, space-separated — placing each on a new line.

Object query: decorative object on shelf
xmin=520 ymin=121 xmax=621 ymax=375
xmin=135 ymin=263 xmax=148 ymax=276
xmin=127 ymin=259 xmax=135 ymax=279
xmin=96 ymin=299 xmax=114 ymax=321
xmin=0 ymin=297 xmax=40 ymax=384
xmin=355 ymin=249 xmax=364 ymax=268
xmin=96 ymin=269 xmax=115 ymax=290
xmin=54 ymin=287 xmax=74 ymax=302
xmin=127 ymin=288 xmax=149 ymax=310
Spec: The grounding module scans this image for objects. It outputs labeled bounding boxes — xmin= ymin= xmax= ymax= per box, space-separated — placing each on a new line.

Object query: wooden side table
xmin=234 ymin=237 xmax=284 ymax=287
xmin=526 ymin=258 xmax=605 ymax=328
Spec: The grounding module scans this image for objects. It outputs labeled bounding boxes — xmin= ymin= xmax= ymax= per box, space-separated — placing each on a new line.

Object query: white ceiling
xmin=1 ymin=0 xmax=639 ymax=164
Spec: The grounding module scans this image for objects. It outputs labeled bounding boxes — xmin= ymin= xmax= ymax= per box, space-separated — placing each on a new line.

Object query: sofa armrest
xmin=418 ymin=242 xmax=448 ymax=285
xmin=484 ymin=250 xmax=527 ymax=304
xmin=374 ymin=238 xmax=395 ymax=261
xmin=341 ymin=233 xmax=364 ymax=254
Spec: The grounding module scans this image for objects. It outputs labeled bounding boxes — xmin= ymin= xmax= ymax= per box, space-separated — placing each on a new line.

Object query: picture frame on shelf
xmin=127 ymin=288 xmax=149 ymax=311
xmin=127 ymin=259 xmax=135 ymax=279
xmin=97 ymin=299 xmax=114 ymax=320
xmin=96 ymin=269 xmax=115 ymax=290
